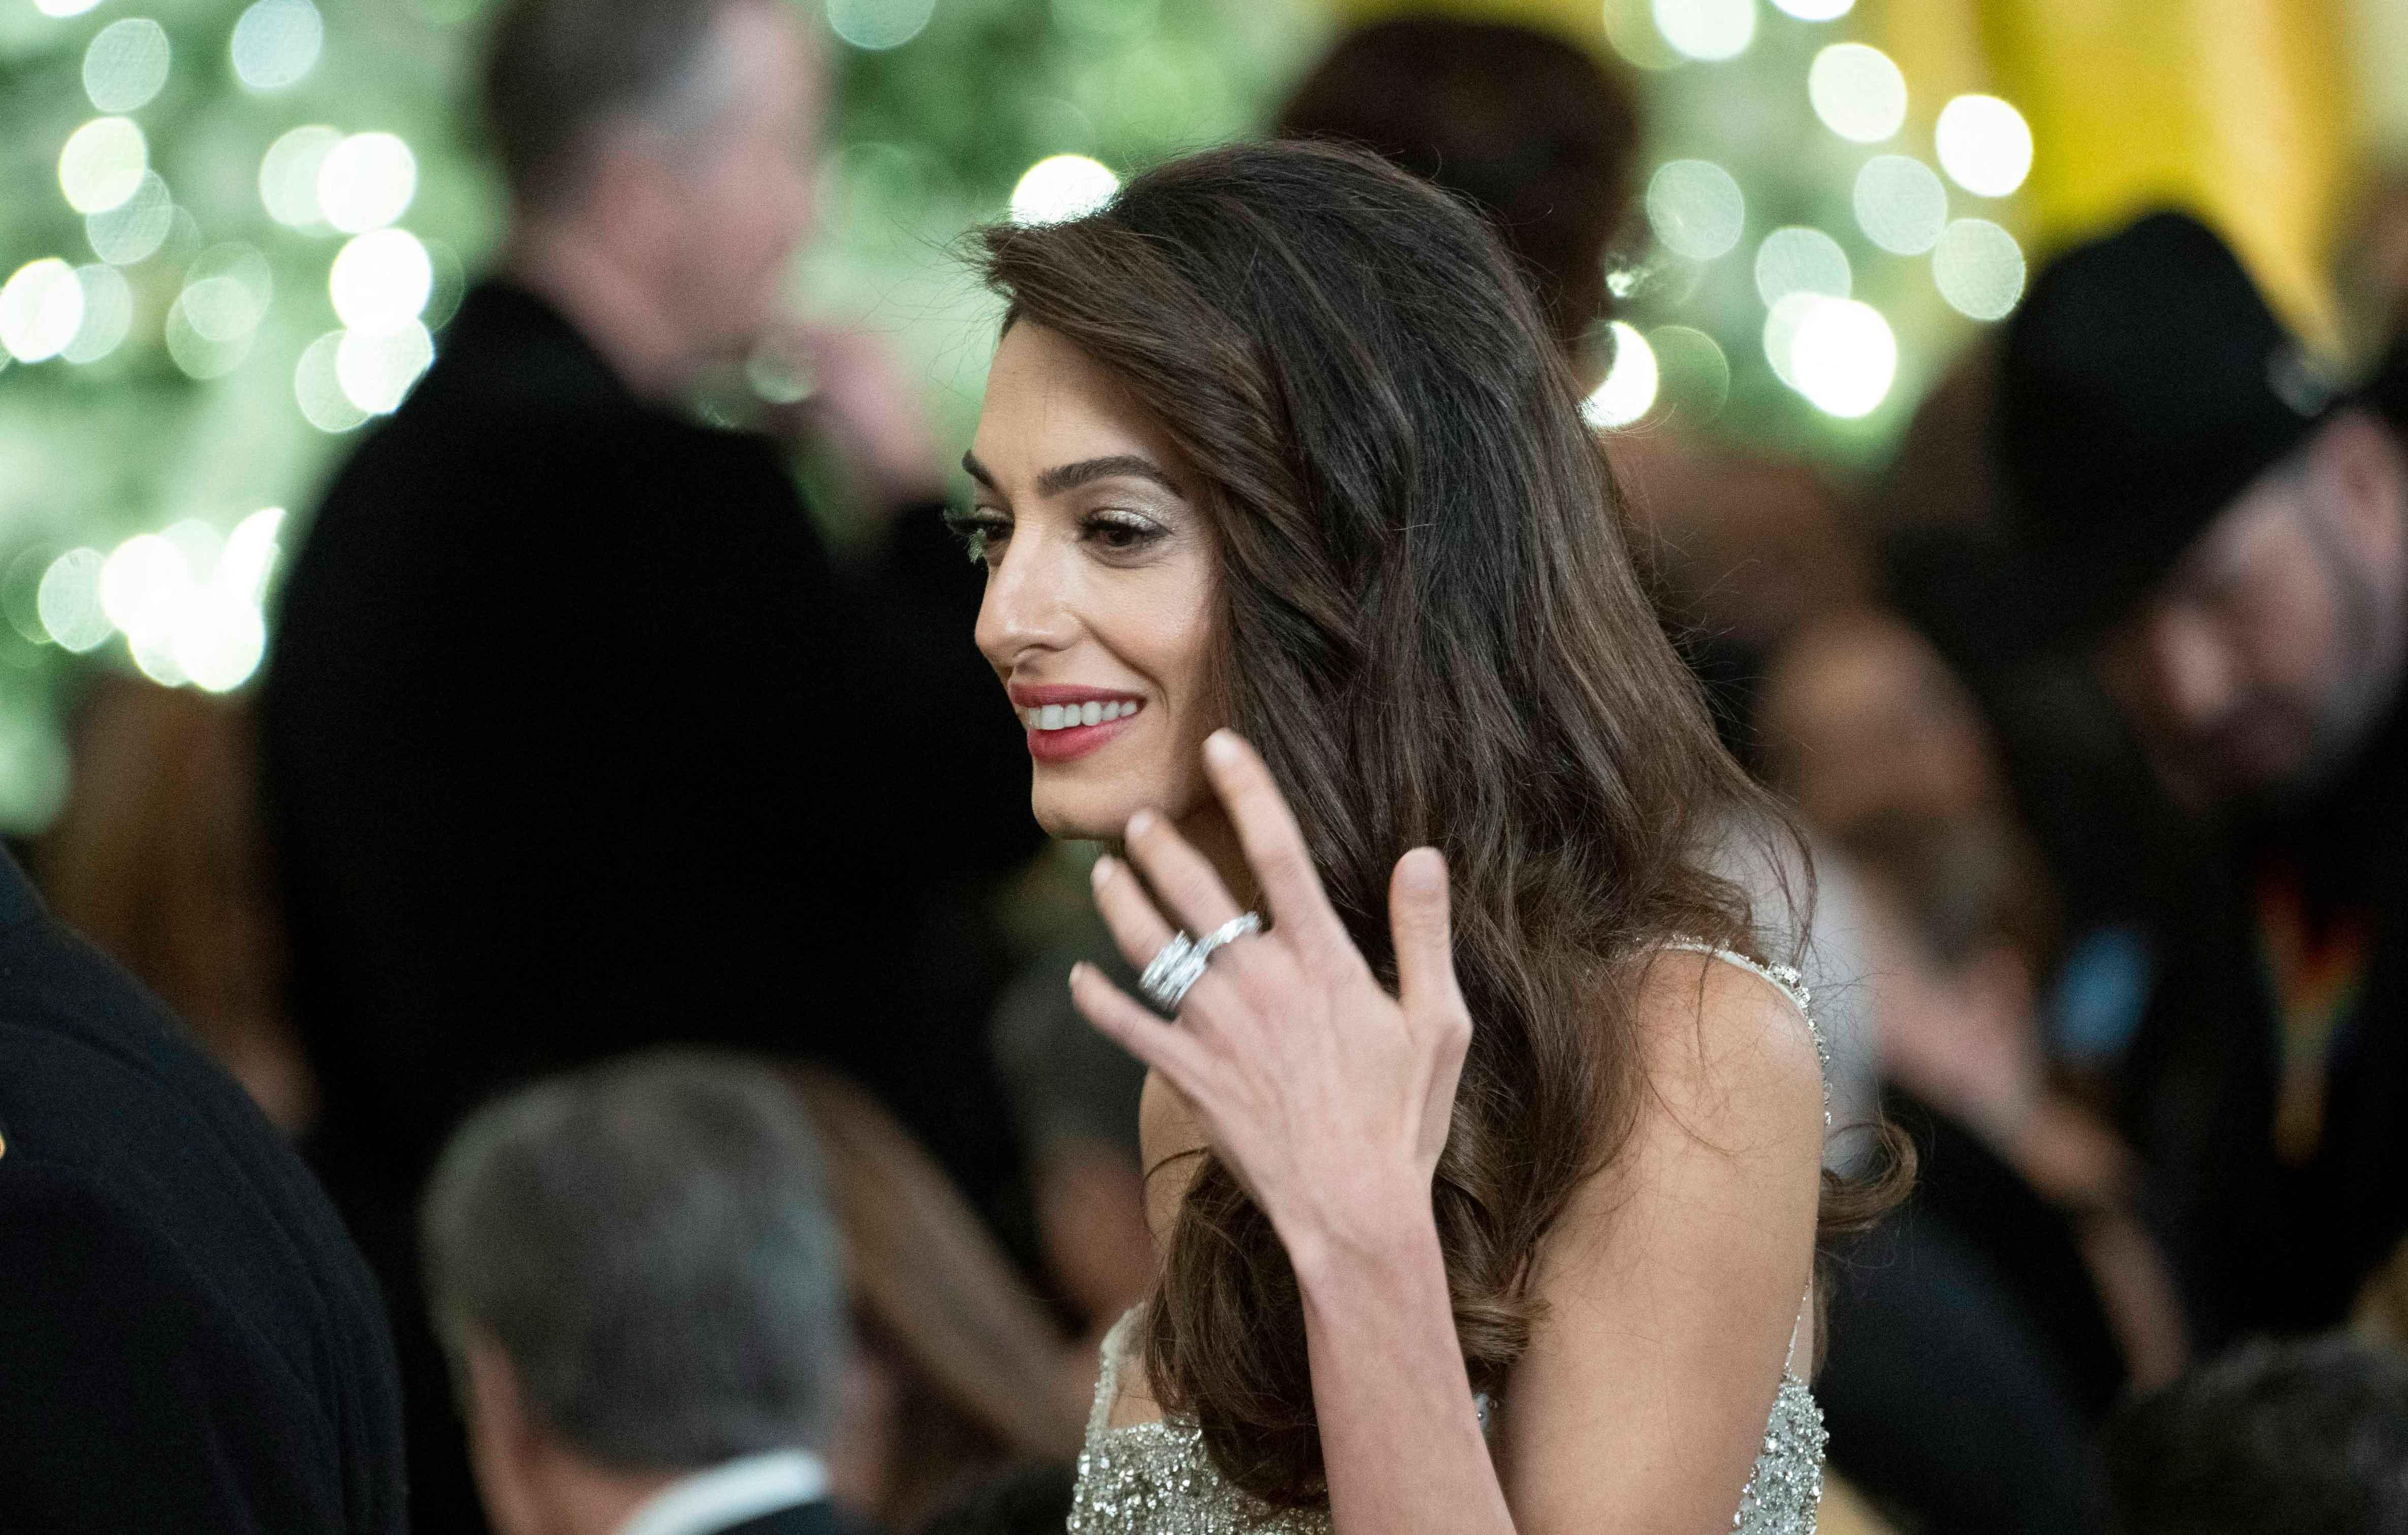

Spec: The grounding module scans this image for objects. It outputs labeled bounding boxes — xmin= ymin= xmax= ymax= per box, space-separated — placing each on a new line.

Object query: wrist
xmin=1277 ymin=1178 xmax=1444 ymax=1299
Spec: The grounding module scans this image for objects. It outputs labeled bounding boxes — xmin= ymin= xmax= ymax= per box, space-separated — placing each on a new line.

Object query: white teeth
xmin=1020 ymin=699 xmax=1143 ymax=730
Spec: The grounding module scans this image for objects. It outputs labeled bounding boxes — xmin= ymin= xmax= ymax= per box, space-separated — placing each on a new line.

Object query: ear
xmin=461 ymin=1334 xmax=550 ymax=1535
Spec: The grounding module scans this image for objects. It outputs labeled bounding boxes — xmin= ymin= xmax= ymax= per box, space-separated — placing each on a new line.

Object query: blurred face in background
xmin=602 ymin=0 xmax=822 ymax=360
xmin=964 ymin=323 xmax=1223 ymax=843
xmin=2098 ymin=411 xmax=2408 ymax=809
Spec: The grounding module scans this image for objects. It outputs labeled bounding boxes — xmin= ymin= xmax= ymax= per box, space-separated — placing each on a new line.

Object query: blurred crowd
xmin=14 ymin=2 xmax=2408 ymax=1533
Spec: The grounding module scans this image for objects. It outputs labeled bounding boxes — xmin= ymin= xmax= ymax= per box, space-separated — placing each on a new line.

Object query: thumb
xmin=1389 ymin=846 xmax=1463 ymax=1020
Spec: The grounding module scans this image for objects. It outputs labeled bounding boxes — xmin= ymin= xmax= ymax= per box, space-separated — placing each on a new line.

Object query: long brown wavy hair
xmin=978 ymin=142 xmax=1895 ymax=1509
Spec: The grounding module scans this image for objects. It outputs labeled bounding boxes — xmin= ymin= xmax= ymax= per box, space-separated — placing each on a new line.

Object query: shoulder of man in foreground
xmin=0 ymin=863 xmax=407 ymax=1535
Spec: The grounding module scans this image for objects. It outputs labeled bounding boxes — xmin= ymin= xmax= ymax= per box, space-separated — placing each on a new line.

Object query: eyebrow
xmin=959 ymin=451 xmax=1181 ymax=499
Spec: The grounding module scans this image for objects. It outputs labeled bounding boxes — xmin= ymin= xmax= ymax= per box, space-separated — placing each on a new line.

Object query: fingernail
xmin=1067 ymin=962 xmax=1086 ymax=992
xmin=1204 ymin=730 xmax=1239 ymax=764
xmin=1127 ymin=809 xmax=1157 ymax=838
xmin=1091 ymin=854 xmax=1115 ymax=887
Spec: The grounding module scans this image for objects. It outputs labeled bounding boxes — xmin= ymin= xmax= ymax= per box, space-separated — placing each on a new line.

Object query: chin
xmin=1029 ymin=777 xmax=1142 ymax=844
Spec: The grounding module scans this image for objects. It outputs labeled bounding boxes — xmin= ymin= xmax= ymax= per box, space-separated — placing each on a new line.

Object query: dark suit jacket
xmin=260 ymin=280 xmax=1035 ymax=1531
xmin=0 ymin=849 xmax=406 ymax=1534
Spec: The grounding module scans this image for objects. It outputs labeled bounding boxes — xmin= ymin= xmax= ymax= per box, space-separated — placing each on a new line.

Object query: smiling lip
xmin=1009 ymin=684 xmax=1145 ymax=765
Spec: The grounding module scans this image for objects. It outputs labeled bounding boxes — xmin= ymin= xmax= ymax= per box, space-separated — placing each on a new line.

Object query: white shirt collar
xmin=614 ymin=1449 xmax=828 ymax=1535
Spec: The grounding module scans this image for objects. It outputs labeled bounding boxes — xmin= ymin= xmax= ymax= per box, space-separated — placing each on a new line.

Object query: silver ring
xmin=1137 ymin=912 xmax=1262 ymax=1014
xmin=1138 ymin=931 xmax=1204 ymax=1013
xmin=1190 ymin=912 xmax=1262 ymax=967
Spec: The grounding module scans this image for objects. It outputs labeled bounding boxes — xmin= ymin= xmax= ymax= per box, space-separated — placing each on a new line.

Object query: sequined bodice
xmin=1068 ymin=945 xmax=1832 ymax=1535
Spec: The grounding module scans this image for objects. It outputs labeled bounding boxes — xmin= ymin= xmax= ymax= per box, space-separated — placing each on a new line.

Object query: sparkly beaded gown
xmin=1067 ymin=946 xmax=1831 ymax=1535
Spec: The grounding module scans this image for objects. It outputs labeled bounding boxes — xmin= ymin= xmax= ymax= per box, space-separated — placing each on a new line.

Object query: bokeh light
xmin=336 ymin=320 xmax=435 ymax=414
xmin=1762 ymin=291 xmax=1820 ymax=390
xmin=1853 ymin=154 xmax=1948 ymax=255
xmin=1935 ymin=94 xmax=2034 ymax=198
xmin=1601 ymin=0 xmax=1682 ymax=70
xmin=825 ymin=0 xmax=936 ymax=50
xmin=1646 ymin=159 xmax=1746 ymax=262
xmin=175 ymin=594 xmax=267 ymax=692
xmin=231 ymin=0 xmax=324 ymax=90
xmin=1808 ymin=43 xmax=1906 ymax=144
xmin=218 ymin=506 xmax=286 ymax=608
xmin=1770 ymin=0 xmax=1852 ymax=17
xmin=318 ymin=132 xmax=418 ymax=234
xmin=100 ymin=533 xmax=191 ymax=646
xmin=0 ymin=260 xmax=87 ymax=363
xmin=62 ymin=264 xmax=134 ymax=364
xmin=37 ymin=548 xmax=111 ymax=652
xmin=1010 ymin=154 xmax=1118 ymax=224
xmin=1788 ymin=298 xmax=1897 ymax=418
xmin=1583 ymin=322 xmax=1659 ymax=429
xmin=260 ymin=124 xmax=342 ymax=227
xmin=84 ymin=18 xmax=172 ymax=114
xmin=59 ymin=117 xmax=148 ymax=215
xmin=180 ymin=244 xmax=273 ymax=342
xmin=1754 ymin=226 xmax=1851 ymax=308
xmin=35 ymin=0 xmax=105 ymax=17
xmin=1648 ymin=324 xmax=1731 ymax=422
xmin=87 ymin=171 xmax=174 ymax=264
xmin=1652 ymin=0 xmax=1755 ymax=62
xmin=1932 ymin=217 xmax=2027 ymax=320
xmin=330 ymin=228 xmax=432 ymax=334
xmin=296 ymin=331 xmax=370 ymax=433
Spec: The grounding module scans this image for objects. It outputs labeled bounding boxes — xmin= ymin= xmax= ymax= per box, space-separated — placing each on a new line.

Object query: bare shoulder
xmin=1629 ymin=946 xmax=1825 ymax=1148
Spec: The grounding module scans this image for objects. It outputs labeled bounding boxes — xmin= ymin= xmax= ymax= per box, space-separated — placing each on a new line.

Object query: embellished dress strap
xmin=1661 ymin=940 xmax=1832 ymax=1124
xmin=1089 ymin=1308 xmax=1141 ymax=1440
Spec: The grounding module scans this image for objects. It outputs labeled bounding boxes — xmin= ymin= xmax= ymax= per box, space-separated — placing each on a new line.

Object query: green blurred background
xmin=2 ymin=0 xmax=2402 ymax=835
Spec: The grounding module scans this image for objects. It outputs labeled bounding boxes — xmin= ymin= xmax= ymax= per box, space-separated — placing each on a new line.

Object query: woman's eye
xmin=1084 ymin=512 xmax=1164 ymax=554
xmin=943 ymin=509 xmax=1010 ymax=568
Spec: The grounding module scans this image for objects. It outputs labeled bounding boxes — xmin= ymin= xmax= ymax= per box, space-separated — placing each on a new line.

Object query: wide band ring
xmin=1138 ymin=911 xmax=1263 ymax=1014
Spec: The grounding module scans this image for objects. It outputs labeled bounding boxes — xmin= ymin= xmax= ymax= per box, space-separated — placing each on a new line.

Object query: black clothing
xmin=721 ymin=1500 xmax=877 ymax=1535
xmin=1820 ymin=1092 xmax=2115 ymax=1535
xmin=1995 ymin=210 xmax=2341 ymax=647
xmin=261 ymin=280 xmax=1036 ymax=1532
xmin=0 ymin=849 xmax=406 ymax=1535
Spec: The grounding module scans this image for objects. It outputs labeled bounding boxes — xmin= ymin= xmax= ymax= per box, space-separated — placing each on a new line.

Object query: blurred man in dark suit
xmin=0 ymin=847 xmax=406 ymax=1534
xmin=1993 ymin=211 xmax=2408 ymax=1345
xmin=260 ymin=0 xmax=1036 ymax=1525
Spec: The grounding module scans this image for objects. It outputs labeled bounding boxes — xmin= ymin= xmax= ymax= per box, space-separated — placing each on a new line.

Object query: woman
xmin=951 ymin=143 xmax=1864 ymax=1532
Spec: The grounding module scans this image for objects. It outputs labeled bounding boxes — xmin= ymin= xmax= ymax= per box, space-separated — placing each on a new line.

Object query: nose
xmin=974 ymin=535 xmax=1077 ymax=678
xmin=2145 ymin=604 xmax=2239 ymax=734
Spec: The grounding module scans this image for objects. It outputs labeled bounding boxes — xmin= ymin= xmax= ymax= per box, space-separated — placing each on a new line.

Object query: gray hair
xmin=478 ymin=0 xmax=759 ymax=213
xmin=421 ymin=1050 xmax=847 ymax=1469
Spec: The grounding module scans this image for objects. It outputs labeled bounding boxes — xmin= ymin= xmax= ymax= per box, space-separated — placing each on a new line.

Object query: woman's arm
xmin=1073 ymin=732 xmax=1822 ymax=1533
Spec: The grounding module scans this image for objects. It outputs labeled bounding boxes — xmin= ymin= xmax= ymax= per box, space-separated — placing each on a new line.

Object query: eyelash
xmin=941 ymin=506 xmax=1166 ymax=568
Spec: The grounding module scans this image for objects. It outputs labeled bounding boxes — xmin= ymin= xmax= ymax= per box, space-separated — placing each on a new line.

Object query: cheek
xmin=2238 ymin=557 xmax=2348 ymax=701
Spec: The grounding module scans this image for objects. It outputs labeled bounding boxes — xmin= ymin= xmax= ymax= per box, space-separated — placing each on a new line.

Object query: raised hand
xmin=1069 ymin=730 xmax=1473 ymax=1259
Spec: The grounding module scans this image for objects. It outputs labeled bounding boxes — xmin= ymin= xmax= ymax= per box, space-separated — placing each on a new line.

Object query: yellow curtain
xmin=1878 ymin=0 xmax=2357 ymax=352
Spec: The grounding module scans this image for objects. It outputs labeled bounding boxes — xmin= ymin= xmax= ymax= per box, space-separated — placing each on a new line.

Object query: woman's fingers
xmin=1390 ymin=847 xmax=1469 ymax=1034
xmin=1122 ymin=806 xmax=1244 ymax=937
xmin=1090 ymin=853 xmax=1182 ymax=976
xmin=1200 ymin=731 xmax=1349 ymax=956
xmin=1070 ymin=961 xmax=1216 ymax=1093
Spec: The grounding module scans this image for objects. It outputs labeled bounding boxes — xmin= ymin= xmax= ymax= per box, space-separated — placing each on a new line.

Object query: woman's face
xmin=964 ymin=322 xmax=1222 ymax=842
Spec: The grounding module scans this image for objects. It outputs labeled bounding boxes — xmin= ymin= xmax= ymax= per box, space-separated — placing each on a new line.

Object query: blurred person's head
xmin=1999 ymin=211 xmax=2408 ymax=810
xmin=1759 ymin=607 xmax=2003 ymax=839
xmin=422 ymin=1051 xmax=845 ymax=1535
xmin=960 ymin=139 xmax=1809 ymax=1505
xmin=2107 ymin=1334 xmax=2408 ymax=1535
xmin=481 ymin=0 xmax=823 ymax=390
xmin=1275 ymin=17 xmax=1640 ymax=376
